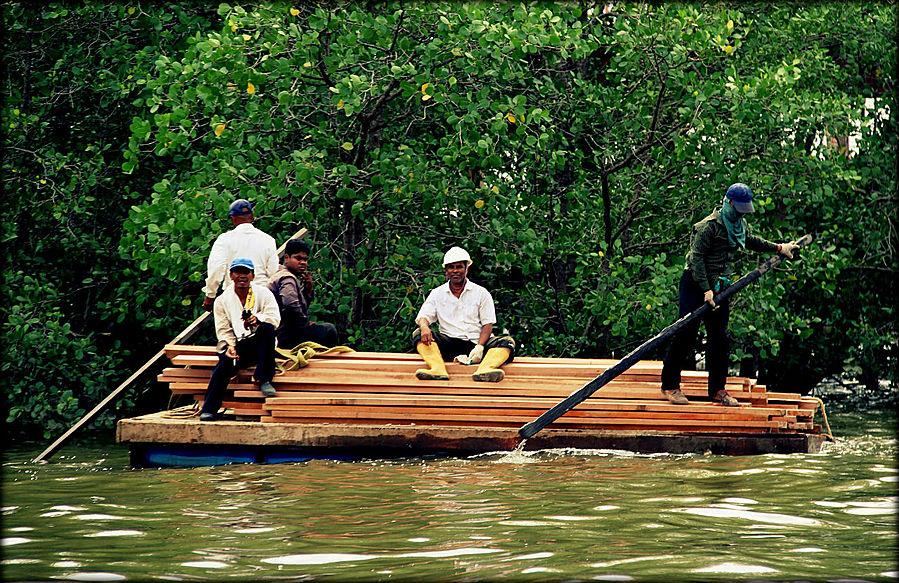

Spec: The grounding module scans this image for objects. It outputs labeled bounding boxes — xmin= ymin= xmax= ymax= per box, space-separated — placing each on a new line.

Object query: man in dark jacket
xmin=267 ymin=239 xmax=338 ymax=349
xmin=660 ymin=183 xmax=798 ymax=406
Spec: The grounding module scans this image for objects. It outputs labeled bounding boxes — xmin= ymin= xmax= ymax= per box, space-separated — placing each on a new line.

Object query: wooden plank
xmin=223 ymin=368 xmax=748 ymax=390
xmin=261 ymin=394 xmax=784 ymax=417
xmin=264 ymin=408 xmax=773 ymax=425
xmin=222 ymin=401 xmax=263 ymax=411
xmin=160 ymin=363 xmax=748 ymax=387
xmin=262 ymin=407 xmax=784 ymax=431
xmin=171 ymin=355 xmax=219 ymax=367
xmin=256 ymin=416 xmax=786 ymax=434
xmin=231 ymin=384 xmax=761 ymax=402
xmin=263 ymin=403 xmax=783 ymax=424
xmin=232 ymin=409 xmax=265 ymax=417
xmin=164 ymin=345 xmax=651 ymax=367
xmin=158 ymin=367 xmax=216 ymax=379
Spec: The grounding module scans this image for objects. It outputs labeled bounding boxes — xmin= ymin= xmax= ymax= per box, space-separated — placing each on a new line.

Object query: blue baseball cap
xmin=228 ymin=199 xmax=254 ymax=216
xmin=725 ymin=183 xmax=755 ymax=213
xmin=229 ymin=257 xmax=255 ymax=272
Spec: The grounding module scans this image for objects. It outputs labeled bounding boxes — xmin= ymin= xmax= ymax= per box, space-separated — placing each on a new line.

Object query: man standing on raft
xmin=413 ymin=246 xmax=517 ymax=382
xmin=660 ymin=183 xmax=799 ymax=406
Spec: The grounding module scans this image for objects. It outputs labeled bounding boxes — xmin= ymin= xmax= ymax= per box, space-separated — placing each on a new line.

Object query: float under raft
xmin=116 ymin=345 xmax=827 ymax=466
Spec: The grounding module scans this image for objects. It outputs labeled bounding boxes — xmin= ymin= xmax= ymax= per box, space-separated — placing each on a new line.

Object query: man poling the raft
xmin=412 ymin=246 xmax=517 ymax=382
xmin=519 ymin=182 xmax=810 ymax=439
xmin=661 ymin=183 xmax=799 ymax=407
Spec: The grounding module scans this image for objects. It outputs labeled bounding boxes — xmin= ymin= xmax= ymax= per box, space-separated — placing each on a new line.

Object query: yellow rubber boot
xmin=415 ymin=342 xmax=449 ymax=380
xmin=472 ymin=347 xmax=511 ymax=382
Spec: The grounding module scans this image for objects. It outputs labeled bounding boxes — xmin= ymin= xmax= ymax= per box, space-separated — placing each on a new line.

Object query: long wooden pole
xmin=33 ymin=227 xmax=309 ymax=462
xmin=518 ymin=234 xmax=813 ymax=440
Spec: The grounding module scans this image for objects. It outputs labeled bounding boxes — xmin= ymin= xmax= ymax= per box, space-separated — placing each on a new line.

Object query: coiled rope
xmin=163 ymin=402 xmax=200 ymax=418
xmin=275 ymin=341 xmax=355 ymax=372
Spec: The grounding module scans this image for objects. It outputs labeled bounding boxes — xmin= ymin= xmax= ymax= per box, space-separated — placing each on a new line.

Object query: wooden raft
xmin=158 ymin=345 xmax=821 ymax=435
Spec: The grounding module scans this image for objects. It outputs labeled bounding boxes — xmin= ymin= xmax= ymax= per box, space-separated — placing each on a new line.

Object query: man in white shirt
xmin=200 ymin=258 xmax=281 ymax=421
xmin=413 ymin=246 xmax=516 ymax=382
xmin=201 ymin=199 xmax=278 ymax=311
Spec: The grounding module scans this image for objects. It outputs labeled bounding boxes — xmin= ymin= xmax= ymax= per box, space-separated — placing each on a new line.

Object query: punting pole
xmin=518 ymin=234 xmax=813 ymax=440
xmin=33 ymin=228 xmax=309 ymax=462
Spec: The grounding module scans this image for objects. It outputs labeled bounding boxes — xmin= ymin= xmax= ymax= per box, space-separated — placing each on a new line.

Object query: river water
xmin=2 ymin=409 xmax=896 ymax=582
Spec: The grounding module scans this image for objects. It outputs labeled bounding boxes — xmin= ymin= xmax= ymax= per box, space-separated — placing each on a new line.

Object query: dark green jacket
xmin=686 ymin=210 xmax=778 ymax=292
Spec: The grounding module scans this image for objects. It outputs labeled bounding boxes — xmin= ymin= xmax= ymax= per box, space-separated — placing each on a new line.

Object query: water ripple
xmin=395 ymin=547 xmax=501 ymax=558
xmin=677 ymin=504 xmax=821 ymax=526
xmin=692 ymin=561 xmax=778 ymax=574
xmin=181 ymin=560 xmax=229 ymax=568
xmin=262 ymin=553 xmax=380 ymax=565
xmin=84 ymin=530 xmax=145 ymax=537
xmin=63 ymin=573 xmax=127 ymax=581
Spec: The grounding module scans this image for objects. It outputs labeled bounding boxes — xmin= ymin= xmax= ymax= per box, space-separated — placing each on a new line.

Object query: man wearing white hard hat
xmin=412 ymin=246 xmax=516 ymax=382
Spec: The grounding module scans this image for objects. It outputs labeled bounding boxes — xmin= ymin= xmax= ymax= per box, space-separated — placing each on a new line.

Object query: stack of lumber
xmin=159 ymin=345 xmax=821 ymax=435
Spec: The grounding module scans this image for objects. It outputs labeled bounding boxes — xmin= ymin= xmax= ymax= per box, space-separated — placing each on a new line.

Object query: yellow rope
xmin=275 ymin=341 xmax=355 ymax=372
xmin=810 ymin=396 xmax=836 ymax=442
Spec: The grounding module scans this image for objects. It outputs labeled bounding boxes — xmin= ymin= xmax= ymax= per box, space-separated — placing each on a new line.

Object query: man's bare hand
xmin=202 ymin=296 xmax=215 ymax=311
xmin=225 ymin=345 xmax=238 ymax=359
xmin=419 ymin=325 xmax=433 ymax=345
xmin=779 ymin=243 xmax=798 ymax=259
xmin=300 ymin=270 xmax=313 ymax=289
xmin=704 ymin=289 xmax=716 ymax=309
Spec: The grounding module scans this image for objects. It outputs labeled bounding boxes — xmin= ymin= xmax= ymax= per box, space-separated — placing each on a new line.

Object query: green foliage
xmin=2 ymin=3 xmax=218 ymax=436
xmin=2 ymin=273 xmax=120 ymax=438
xmin=2 ymin=2 xmax=895 ymax=437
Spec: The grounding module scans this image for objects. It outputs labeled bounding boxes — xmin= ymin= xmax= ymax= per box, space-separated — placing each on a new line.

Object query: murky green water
xmin=2 ymin=410 xmax=896 ymax=582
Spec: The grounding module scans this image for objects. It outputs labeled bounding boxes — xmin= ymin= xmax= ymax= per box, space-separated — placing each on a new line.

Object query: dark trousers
xmin=410 ymin=328 xmax=517 ymax=363
xmin=276 ymin=322 xmax=338 ymax=350
xmin=661 ymin=270 xmax=730 ymax=398
xmin=201 ymin=322 xmax=276 ymax=416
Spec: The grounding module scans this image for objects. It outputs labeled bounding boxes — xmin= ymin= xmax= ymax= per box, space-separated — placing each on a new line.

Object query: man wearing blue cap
xmin=200 ymin=257 xmax=281 ymax=421
xmin=660 ymin=183 xmax=799 ymax=407
xmin=200 ymin=198 xmax=278 ymax=311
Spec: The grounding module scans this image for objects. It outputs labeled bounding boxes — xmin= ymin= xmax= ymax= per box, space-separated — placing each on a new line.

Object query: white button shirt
xmin=416 ymin=280 xmax=497 ymax=342
xmin=213 ymin=283 xmax=281 ymax=351
xmin=202 ymin=223 xmax=279 ymax=298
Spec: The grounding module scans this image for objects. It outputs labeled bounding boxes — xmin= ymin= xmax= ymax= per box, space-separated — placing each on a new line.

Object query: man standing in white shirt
xmin=413 ymin=246 xmax=517 ymax=382
xmin=200 ymin=258 xmax=281 ymax=421
xmin=201 ymin=199 xmax=278 ymax=311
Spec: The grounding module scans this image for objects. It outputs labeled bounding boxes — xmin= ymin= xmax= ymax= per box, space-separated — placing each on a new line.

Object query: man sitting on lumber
xmin=200 ymin=198 xmax=278 ymax=312
xmin=267 ymin=239 xmax=338 ymax=349
xmin=413 ymin=246 xmax=516 ymax=382
xmin=200 ymin=257 xmax=281 ymax=421
xmin=660 ymin=183 xmax=798 ymax=407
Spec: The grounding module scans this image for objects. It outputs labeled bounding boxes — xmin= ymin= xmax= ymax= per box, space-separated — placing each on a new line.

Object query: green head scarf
xmin=719 ymin=196 xmax=746 ymax=248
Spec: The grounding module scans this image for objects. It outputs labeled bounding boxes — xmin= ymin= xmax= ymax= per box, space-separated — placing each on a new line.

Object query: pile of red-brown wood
xmin=159 ymin=345 xmax=821 ymax=434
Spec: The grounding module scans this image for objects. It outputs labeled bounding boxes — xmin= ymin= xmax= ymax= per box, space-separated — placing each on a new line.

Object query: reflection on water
xmin=1 ymin=411 xmax=896 ymax=581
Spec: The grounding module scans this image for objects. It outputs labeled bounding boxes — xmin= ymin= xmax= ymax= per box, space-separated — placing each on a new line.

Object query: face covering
xmin=719 ymin=196 xmax=746 ymax=248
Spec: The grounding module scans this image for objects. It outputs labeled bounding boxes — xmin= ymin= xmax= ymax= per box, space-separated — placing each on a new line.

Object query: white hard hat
xmin=443 ymin=246 xmax=472 ymax=266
